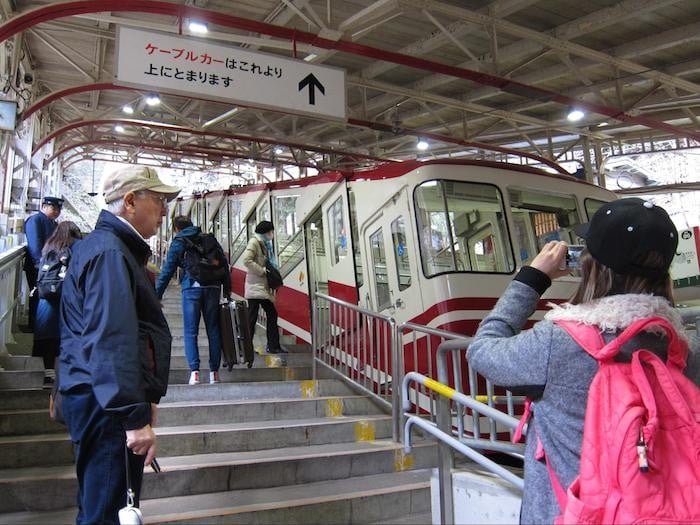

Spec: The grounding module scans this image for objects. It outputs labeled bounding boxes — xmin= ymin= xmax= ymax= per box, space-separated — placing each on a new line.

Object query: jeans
xmin=248 ymin=299 xmax=280 ymax=350
xmin=62 ymin=387 xmax=145 ymax=525
xmin=182 ymin=286 xmax=222 ymax=371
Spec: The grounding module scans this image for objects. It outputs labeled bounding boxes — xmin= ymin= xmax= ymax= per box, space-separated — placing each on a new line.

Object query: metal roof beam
xmin=399 ymin=0 xmax=700 ymax=95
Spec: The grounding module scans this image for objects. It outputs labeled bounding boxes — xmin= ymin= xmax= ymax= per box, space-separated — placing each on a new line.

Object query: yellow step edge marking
xmin=394 ymin=449 xmax=415 ymax=472
xmin=354 ymin=420 xmax=375 ymax=442
xmin=475 ymin=395 xmax=499 ymax=403
xmin=285 ymin=368 xmax=298 ymax=381
xmin=265 ymin=355 xmax=282 ymax=368
xmin=325 ymin=398 xmax=344 ymax=417
xmin=300 ymin=379 xmax=317 ymax=398
xmin=423 ymin=377 xmax=456 ymax=400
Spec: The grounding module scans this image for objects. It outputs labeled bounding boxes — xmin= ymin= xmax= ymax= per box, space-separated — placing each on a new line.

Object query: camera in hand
xmin=561 ymin=245 xmax=584 ymax=270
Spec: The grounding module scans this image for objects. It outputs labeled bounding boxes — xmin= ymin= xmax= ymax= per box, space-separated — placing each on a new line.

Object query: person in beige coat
xmin=243 ymin=220 xmax=284 ymax=354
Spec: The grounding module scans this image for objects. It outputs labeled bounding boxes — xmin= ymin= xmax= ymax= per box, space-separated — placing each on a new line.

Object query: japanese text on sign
xmin=115 ymin=26 xmax=346 ymax=120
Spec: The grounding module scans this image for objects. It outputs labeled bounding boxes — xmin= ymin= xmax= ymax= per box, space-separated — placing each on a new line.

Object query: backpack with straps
xmin=36 ymin=248 xmax=71 ymax=300
xmin=538 ymin=317 xmax=700 ymax=524
xmin=181 ymin=234 xmax=229 ymax=286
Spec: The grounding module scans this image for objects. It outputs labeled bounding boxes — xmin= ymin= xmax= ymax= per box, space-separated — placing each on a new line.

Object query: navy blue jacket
xmin=25 ymin=211 xmax=57 ymax=269
xmin=59 ymin=211 xmax=172 ymax=430
xmin=155 ymin=226 xmax=231 ymax=299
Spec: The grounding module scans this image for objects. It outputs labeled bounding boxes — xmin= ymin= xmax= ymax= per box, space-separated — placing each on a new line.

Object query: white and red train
xmin=157 ymin=159 xmax=619 ymax=343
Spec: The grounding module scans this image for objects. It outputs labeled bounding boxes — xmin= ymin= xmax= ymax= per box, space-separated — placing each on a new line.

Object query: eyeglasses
xmin=140 ymin=192 xmax=168 ymax=209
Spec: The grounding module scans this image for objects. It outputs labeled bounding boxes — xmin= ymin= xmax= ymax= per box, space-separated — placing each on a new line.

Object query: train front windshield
xmin=415 ymin=180 xmax=514 ymax=277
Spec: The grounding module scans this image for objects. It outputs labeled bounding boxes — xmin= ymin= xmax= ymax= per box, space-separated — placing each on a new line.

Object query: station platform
xmin=0 ymin=290 xmax=437 ymax=524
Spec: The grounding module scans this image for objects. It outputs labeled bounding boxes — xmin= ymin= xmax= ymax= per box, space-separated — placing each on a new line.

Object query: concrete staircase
xmin=0 ymin=291 xmax=436 ymax=524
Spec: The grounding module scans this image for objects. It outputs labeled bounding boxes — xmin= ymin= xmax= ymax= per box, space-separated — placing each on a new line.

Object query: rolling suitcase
xmin=220 ymin=302 xmax=238 ymax=370
xmin=220 ymin=301 xmax=254 ymax=369
xmin=232 ymin=300 xmax=255 ymax=368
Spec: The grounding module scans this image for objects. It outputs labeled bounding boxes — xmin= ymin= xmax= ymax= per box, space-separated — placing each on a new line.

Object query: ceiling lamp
xmin=114 ymin=124 xmax=125 ymax=133
xmin=145 ymin=94 xmax=161 ymax=106
xmin=122 ymin=105 xmax=134 ymax=114
xmin=274 ymin=147 xmax=284 ymax=155
xmin=416 ymin=139 xmax=429 ymax=151
xmin=188 ymin=21 xmax=208 ymax=34
xmin=567 ymin=108 xmax=585 ymax=122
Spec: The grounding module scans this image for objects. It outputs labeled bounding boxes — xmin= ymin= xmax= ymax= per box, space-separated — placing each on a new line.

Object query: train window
xmin=275 ymin=196 xmax=304 ymax=276
xmin=415 ymin=180 xmax=514 ymax=277
xmin=585 ymin=198 xmax=607 ymax=220
xmin=219 ymin=200 xmax=230 ymax=258
xmin=348 ymin=190 xmax=363 ymax=287
xmin=258 ymin=199 xmax=270 ymax=222
xmin=327 ymin=196 xmax=348 ymax=265
xmin=369 ymin=227 xmax=391 ymax=310
xmin=509 ymin=189 xmax=579 ymax=257
xmin=391 ymin=217 xmax=411 ymax=291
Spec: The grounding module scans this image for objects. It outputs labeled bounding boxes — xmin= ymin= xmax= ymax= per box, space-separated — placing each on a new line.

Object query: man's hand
xmin=531 ymin=241 xmax=570 ymax=280
xmin=126 ymin=425 xmax=157 ymax=466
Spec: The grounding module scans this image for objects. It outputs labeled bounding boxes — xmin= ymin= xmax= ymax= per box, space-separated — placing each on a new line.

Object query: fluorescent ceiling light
xmin=304 ymin=54 xmax=318 ymax=62
xmin=188 ymin=21 xmax=208 ymax=34
xmin=274 ymin=147 xmax=284 ymax=155
xmin=145 ymin=94 xmax=161 ymax=106
xmin=598 ymin=121 xmax=609 ymax=127
xmin=114 ymin=125 xmax=125 ymax=133
xmin=122 ymin=105 xmax=134 ymax=115
xmin=416 ymin=140 xmax=429 ymax=151
xmin=567 ymin=108 xmax=585 ymax=122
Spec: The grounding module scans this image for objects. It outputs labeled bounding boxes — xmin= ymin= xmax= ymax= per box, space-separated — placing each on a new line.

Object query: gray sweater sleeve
xmin=467 ymin=278 xmax=553 ymax=389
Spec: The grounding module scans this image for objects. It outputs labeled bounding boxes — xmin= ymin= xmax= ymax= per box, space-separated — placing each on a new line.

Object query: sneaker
xmin=188 ymin=371 xmax=200 ymax=385
xmin=209 ymin=371 xmax=219 ymax=384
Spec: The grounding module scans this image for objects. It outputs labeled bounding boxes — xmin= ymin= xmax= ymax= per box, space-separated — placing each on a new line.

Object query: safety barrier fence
xmin=0 ymin=246 xmax=27 ymax=355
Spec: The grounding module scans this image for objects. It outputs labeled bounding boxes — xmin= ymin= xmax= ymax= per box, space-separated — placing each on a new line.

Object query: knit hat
xmin=255 ymin=220 xmax=274 ymax=234
xmin=575 ymin=198 xmax=678 ymax=278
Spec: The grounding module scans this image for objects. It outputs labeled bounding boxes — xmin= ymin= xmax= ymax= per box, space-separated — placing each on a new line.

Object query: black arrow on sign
xmin=298 ymin=73 xmax=325 ymax=105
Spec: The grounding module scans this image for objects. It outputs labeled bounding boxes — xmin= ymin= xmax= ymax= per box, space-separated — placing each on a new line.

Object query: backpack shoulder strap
xmin=554 ymin=320 xmax=607 ymax=359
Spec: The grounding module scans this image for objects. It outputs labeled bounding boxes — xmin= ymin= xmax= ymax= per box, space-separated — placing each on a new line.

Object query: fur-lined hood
xmin=544 ymin=294 xmax=688 ymax=341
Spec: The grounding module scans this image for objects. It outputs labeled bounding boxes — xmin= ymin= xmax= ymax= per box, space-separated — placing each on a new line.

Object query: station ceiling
xmin=2 ymin=0 xmax=699 ymax=176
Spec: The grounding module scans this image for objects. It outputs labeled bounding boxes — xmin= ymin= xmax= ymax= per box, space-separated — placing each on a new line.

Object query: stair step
xmin=0 ymin=415 xmax=394 ymax=469
xmin=169 ymin=352 xmax=312 ymax=370
xmin=0 ymin=396 xmax=385 ymax=436
xmin=161 ymin=379 xmax=356 ymax=403
xmin=0 ymin=469 xmax=431 ymax=524
xmin=168 ymin=366 xmax=319 ymax=384
xmin=0 ymin=371 xmax=44 ymax=390
xmin=0 ymin=441 xmax=437 ymax=512
xmin=0 ymin=389 xmax=49 ymax=411
xmin=0 ymin=356 xmax=44 ymax=371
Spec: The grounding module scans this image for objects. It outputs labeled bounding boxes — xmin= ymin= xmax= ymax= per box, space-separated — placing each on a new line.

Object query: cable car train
xmin=156 ymin=159 xmax=619 ymax=346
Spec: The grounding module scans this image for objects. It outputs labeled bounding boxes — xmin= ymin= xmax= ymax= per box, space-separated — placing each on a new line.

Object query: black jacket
xmin=59 ymin=211 xmax=172 ymax=430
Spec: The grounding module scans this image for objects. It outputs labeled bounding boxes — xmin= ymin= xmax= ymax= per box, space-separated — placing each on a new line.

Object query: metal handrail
xmin=679 ymin=307 xmax=700 ymax=338
xmin=402 ymin=372 xmax=522 ymax=437
xmin=404 ymin=417 xmax=524 ymax=490
xmin=0 ymin=246 xmax=27 ymax=355
xmin=0 ymin=245 xmax=25 ymax=273
xmin=312 ymin=292 xmax=401 ymax=440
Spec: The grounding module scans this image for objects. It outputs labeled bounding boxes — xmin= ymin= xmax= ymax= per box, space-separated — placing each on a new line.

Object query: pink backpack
xmin=544 ymin=316 xmax=700 ymax=524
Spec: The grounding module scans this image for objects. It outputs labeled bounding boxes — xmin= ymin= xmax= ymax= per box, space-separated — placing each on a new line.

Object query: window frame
xmin=413 ymin=179 xmax=515 ymax=279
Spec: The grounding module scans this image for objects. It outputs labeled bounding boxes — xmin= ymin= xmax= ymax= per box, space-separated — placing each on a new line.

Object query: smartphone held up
xmin=561 ymin=245 xmax=585 ymax=270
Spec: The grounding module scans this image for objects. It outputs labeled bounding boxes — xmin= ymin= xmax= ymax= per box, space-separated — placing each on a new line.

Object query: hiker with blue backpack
xmin=469 ymin=198 xmax=699 ymax=524
xmin=156 ymin=216 xmax=231 ymax=385
xmin=33 ymin=221 xmax=81 ymax=386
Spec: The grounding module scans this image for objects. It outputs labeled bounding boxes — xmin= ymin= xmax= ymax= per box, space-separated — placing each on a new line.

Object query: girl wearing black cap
xmin=242 ymin=220 xmax=284 ymax=355
xmin=467 ymin=198 xmax=699 ymax=524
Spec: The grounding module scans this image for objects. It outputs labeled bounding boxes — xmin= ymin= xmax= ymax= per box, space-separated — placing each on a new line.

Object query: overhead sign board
xmin=115 ymin=26 xmax=346 ymax=120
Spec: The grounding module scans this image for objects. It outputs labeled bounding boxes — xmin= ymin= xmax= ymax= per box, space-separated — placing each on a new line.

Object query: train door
xmin=304 ymin=207 xmax=327 ymax=296
xmin=362 ymin=189 xmax=418 ymax=316
xmin=319 ymin=184 xmax=358 ymax=303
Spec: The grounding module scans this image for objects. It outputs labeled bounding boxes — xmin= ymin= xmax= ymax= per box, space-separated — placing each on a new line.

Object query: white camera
xmin=118 ymin=505 xmax=143 ymax=525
